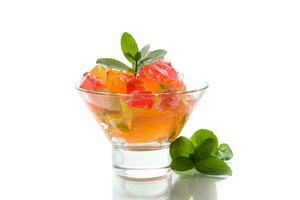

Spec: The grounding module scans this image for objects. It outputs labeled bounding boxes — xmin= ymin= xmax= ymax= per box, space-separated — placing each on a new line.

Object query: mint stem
xmin=133 ymin=62 xmax=138 ymax=75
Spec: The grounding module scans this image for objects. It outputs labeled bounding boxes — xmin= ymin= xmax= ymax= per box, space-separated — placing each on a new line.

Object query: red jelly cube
xmin=125 ymin=91 xmax=155 ymax=110
xmin=80 ymin=73 xmax=105 ymax=91
xmin=126 ymin=76 xmax=144 ymax=93
xmin=124 ymin=77 xmax=155 ymax=109
xmin=137 ymin=60 xmax=185 ymax=93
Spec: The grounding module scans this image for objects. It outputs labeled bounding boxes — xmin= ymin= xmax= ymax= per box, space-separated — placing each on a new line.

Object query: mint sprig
xmin=139 ymin=49 xmax=167 ymax=65
xmin=140 ymin=44 xmax=150 ymax=58
xmin=170 ymin=129 xmax=233 ymax=176
xmin=121 ymin=32 xmax=139 ymax=64
xmin=195 ymin=156 xmax=232 ymax=176
xmin=191 ymin=138 xmax=217 ymax=163
xmin=170 ymin=136 xmax=194 ymax=159
xmin=217 ymin=143 xmax=233 ymax=161
xmin=191 ymin=129 xmax=218 ymax=154
xmin=96 ymin=58 xmax=133 ymax=72
xmin=96 ymin=32 xmax=167 ymax=75
xmin=171 ymin=157 xmax=194 ymax=171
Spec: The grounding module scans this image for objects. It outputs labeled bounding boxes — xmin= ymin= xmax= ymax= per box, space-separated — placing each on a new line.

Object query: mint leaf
xmin=135 ymin=52 xmax=141 ymax=62
xmin=171 ymin=156 xmax=194 ymax=171
xmin=191 ymin=138 xmax=217 ymax=163
xmin=217 ymin=143 xmax=233 ymax=161
xmin=140 ymin=44 xmax=150 ymax=58
xmin=139 ymin=49 xmax=167 ymax=66
xmin=195 ymin=156 xmax=232 ymax=176
xmin=125 ymin=53 xmax=136 ymax=61
xmin=121 ymin=32 xmax=139 ymax=64
xmin=191 ymin=129 xmax=218 ymax=154
xmin=170 ymin=136 xmax=195 ymax=159
xmin=96 ymin=58 xmax=133 ymax=72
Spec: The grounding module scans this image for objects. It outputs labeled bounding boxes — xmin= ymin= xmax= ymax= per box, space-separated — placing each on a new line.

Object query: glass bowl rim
xmin=75 ymin=81 xmax=209 ymax=97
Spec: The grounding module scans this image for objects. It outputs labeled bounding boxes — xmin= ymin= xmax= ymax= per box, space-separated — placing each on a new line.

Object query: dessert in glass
xmin=76 ymin=33 xmax=208 ymax=179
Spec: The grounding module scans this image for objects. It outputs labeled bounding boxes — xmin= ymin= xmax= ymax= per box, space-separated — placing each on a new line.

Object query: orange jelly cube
xmin=90 ymin=65 xmax=108 ymax=81
xmin=90 ymin=65 xmax=135 ymax=93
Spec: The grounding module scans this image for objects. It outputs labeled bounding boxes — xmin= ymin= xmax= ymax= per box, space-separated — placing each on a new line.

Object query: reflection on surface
xmin=112 ymin=174 xmax=172 ymax=200
xmin=170 ymin=170 xmax=218 ymax=200
xmin=112 ymin=170 xmax=220 ymax=200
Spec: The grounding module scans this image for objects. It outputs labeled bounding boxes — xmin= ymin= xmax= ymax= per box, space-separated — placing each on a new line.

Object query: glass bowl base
xmin=112 ymin=142 xmax=171 ymax=180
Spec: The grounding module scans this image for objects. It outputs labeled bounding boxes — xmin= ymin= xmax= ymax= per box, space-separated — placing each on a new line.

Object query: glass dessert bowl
xmin=76 ymin=32 xmax=209 ymax=179
xmin=76 ymin=81 xmax=208 ymax=179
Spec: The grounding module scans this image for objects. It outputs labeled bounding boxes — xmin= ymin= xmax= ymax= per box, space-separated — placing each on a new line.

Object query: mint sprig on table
xmin=170 ymin=129 xmax=233 ymax=176
xmin=96 ymin=32 xmax=167 ymax=75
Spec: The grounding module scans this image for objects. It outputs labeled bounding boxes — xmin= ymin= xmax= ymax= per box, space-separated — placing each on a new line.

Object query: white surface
xmin=0 ymin=0 xmax=300 ymax=199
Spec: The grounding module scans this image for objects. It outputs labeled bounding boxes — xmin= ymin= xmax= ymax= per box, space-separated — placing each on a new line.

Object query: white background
xmin=0 ymin=0 xmax=300 ymax=199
